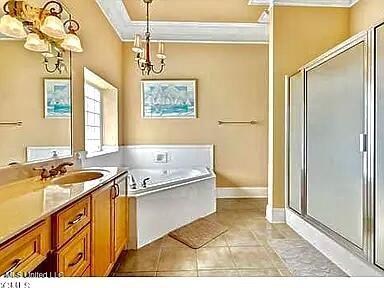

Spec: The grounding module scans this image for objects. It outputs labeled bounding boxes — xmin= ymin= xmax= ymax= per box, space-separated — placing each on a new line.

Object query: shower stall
xmin=286 ymin=22 xmax=384 ymax=271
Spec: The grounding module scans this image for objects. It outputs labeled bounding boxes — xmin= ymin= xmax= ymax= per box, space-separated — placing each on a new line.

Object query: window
xmin=85 ymin=83 xmax=102 ymax=154
xmin=84 ymin=67 xmax=118 ymax=158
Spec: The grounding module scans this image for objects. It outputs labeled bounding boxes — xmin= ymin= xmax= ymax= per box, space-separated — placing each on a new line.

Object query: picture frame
xmin=44 ymin=78 xmax=71 ymax=119
xmin=141 ymin=79 xmax=197 ymax=119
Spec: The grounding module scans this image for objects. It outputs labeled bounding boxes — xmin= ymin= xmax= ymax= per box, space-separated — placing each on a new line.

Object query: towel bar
xmin=0 ymin=121 xmax=23 ymax=127
xmin=218 ymin=120 xmax=258 ymax=125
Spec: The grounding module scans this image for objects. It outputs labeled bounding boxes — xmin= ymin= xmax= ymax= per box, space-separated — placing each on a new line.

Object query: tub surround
xmin=124 ymin=146 xmax=216 ymax=249
xmin=0 ymin=167 xmax=127 ymax=246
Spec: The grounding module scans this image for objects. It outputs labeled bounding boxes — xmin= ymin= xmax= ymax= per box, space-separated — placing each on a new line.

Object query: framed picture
xmin=44 ymin=79 xmax=71 ymax=118
xmin=141 ymin=79 xmax=197 ymax=119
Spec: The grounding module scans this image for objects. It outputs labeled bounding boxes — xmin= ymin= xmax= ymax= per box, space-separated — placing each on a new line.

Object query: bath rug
xmin=268 ymin=239 xmax=347 ymax=277
xmin=169 ymin=218 xmax=228 ymax=249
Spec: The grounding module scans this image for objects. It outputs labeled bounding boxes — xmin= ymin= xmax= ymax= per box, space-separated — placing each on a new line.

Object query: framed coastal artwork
xmin=141 ymin=80 xmax=197 ymax=119
xmin=44 ymin=79 xmax=71 ymax=118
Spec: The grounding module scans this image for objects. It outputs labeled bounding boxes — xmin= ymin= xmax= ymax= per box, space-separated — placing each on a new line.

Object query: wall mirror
xmin=83 ymin=67 xmax=118 ymax=158
xmin=0 ymin=1 xmax=72 ymax=166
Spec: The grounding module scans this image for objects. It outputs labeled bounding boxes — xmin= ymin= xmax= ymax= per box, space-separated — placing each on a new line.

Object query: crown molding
xmin=124 ymin=21 xmax=268 ymax=43
xmin=96 ymin=0 xmax=268 ymax=44
xmin=249 ymin=0 xmax=359 ymax=7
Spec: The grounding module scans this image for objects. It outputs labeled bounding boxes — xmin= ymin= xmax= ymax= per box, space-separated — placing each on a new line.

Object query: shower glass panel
xmin=306 ymin=42 xmax=365 ymax=248
xmin=288 ymin=73 xmax=303 ymax=213
xmin=376 ymin=24 xmax=384 ymax=269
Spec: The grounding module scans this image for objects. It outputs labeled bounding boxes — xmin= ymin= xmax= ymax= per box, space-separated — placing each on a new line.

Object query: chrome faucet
xmin=142 ymin=177 xmax=151 ymax=188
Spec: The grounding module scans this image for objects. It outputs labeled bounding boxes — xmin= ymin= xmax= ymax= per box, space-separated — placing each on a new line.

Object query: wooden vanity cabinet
xmin=0 ymin=172 xmax=128 ymax=277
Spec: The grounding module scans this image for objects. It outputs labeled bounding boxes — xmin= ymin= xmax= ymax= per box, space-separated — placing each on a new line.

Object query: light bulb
xmin=156 ymin=42 xmax=166 ymax=59
xmin=132 ymin=34 xmax=143 ymax=53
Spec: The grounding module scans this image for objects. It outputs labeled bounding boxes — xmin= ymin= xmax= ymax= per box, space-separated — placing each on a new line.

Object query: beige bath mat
xmin=169 ymin=218 xmax=228 ymax=249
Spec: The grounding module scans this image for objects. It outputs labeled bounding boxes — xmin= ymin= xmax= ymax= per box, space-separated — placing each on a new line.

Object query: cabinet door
xmin=113 ymin=176 xmax=128 ymax=261
xmin=91 ymin=184 xmax=114 ymax=276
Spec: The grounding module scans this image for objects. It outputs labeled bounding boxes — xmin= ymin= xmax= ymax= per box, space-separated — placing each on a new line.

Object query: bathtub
xmin=127 ymin=167 xmax=216 ymax=248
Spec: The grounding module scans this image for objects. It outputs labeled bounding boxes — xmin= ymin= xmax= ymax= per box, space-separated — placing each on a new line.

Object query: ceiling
xmin=97 ymin=0 xmax=269 ymax=43
xmin=123 ymin=0 xmax=266 ymax=23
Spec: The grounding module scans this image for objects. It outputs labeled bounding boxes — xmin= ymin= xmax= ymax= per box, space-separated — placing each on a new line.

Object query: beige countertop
xmin=0 ymin=167 xmax=127 ymax=246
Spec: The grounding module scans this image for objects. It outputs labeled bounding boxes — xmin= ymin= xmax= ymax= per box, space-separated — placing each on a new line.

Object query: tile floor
xmin=112 ymin=198 xmax=345 ymax=277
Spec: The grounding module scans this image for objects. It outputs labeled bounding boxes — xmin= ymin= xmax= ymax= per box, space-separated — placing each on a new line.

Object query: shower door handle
xmin=359 ymin=133 xmax=368 ymax=153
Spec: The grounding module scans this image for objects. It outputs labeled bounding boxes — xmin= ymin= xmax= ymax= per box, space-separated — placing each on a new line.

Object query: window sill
xmin=85 ymin=147 xmax=119 ymax=159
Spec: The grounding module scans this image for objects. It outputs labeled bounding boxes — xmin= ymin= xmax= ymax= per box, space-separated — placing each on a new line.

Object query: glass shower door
xmin=288 ymin=72 xmax=304 ymax=213
xmin=306 ymin=40 xmax=366 ymax=249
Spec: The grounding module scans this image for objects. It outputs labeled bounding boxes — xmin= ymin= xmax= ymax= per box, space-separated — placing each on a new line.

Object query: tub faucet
xmin=142 ymin=177 xmax=151 ymax=188
xmin=129 ymin=174 xmax=137 ymax=189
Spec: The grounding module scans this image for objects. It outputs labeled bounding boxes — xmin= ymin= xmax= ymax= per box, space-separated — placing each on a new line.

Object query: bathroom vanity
xmin=0 ymin=168 xmax=128 ymax=277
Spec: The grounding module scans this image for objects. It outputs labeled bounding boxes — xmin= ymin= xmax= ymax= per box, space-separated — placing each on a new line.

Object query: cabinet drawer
xmin=55 ymin=225 xmax=90 ymax=277
xmin=53 ymin=196 xmax=91 ymax=249
xmin=0 ymin=220 xmax=50 ymax=277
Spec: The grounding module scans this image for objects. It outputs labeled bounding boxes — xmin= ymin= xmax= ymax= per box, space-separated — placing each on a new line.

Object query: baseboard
xmin=266 ymin=204 xmax=286 ymax=223
xmin=286 ymin=209 xmax=384 ymax=276
xmin=216 ymin=187 xmax=267 ymax=198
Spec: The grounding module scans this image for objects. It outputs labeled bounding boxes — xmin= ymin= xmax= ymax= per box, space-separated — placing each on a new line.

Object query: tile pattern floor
xmin=112 ymin=199 xmax=346 ymax=277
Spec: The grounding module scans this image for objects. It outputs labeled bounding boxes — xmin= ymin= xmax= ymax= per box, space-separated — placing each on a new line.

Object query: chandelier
xmin=0 ymin=0 xmax=83 ymax=73
xmin=132 ymin=0 xmax=166 ymax=76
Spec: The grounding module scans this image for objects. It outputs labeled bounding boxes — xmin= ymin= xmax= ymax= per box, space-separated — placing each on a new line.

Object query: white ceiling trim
xmin=249 ymin=0 xmax=359 ymax=7
xmin=96 ymin=0 xmax=268 ymax=44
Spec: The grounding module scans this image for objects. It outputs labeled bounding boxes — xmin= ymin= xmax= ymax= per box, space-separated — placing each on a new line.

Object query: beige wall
xmin=0 ymin=41 xmax=70 ymax=165
xmin=350 ymin=0 xmax=384 ymax=35
xmin=61 ymin=0 xmax=123 ymax=151
xmin=123 ymin=43 xmax=269 ymax=188
xmin=269 ymin=6 xmax=350 ymax=207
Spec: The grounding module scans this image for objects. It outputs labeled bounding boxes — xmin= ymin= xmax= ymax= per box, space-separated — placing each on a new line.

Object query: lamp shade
xmin=24 ymin=33 xmax=49 ymax=52
xmin=156 ymin=42 xmax=166 ymax=59
xmin=0 ymin=14 xmax=27 ymax=39
xmin=132 ymin=34 xmax=143 ymax=53
xmin=61 ymin=33 xmax=83 ymax=52
xmin=40 ymin=15 xmax=66 ymax=39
